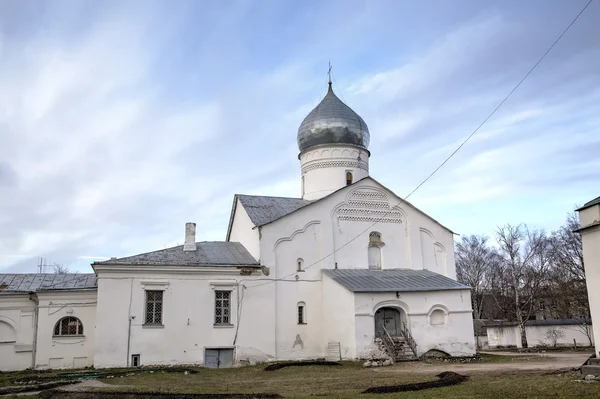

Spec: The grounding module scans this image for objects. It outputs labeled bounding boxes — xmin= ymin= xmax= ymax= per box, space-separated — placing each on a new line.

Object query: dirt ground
xmin=378 ymin=351 xmax=593 ymax=374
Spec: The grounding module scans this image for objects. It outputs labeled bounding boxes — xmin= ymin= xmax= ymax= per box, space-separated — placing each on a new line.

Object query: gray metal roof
xmin=0 ymin=274 xmax=97 ymax=293
xmin=297 ymin=83 xmax=370 ymax=153
xmin=93 ymin=241 xmax=259 ymax=267
xmin=323 ymin=269 xmax=470 ymax=292
xmin=237 ymin=194 xmax=312 ymax=227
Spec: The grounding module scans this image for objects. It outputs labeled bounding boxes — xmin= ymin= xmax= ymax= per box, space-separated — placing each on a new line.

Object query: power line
xmin=247 ymin=0 xmax=593 ymax=290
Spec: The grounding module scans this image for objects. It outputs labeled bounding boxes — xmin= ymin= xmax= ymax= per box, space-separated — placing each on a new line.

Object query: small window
xmin=131 ymin=354 xmax=140 ymax=367
xmin=215 ymin=291 xmax=231 ymax=325
xmin=301 ymin=175 xmax=305 ymax=196
xmin=53 ymin=317 xmax=84 ymax=336
xmin=145 ymin=290 xmax=163 ymax=325
xmin=346 ymin=171 xmax=353 ymax=185
xmin=297 ymin=258 xmax=304 ymax=272
xmin=297 ymin=302 xmax=306 ymax=324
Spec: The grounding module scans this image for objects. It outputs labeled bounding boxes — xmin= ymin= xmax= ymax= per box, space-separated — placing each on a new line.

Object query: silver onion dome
xmin=297 ymin=83 xmax=370 ymax=153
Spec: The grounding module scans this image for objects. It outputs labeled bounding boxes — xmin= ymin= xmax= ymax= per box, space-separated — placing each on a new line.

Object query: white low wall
xmin=486 ymin=321 xmax=594 ymax=349
xmin=487 ymin=325 xmax=522 ymax=349
xmin=525 ymin=324 xmax=594 ymax=347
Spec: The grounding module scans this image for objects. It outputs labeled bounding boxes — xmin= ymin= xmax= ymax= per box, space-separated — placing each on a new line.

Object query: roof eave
xmin=225 ymin=194 xmax=242 ymax=242
xmin=574 ymin=221 xmax=600 ymax=233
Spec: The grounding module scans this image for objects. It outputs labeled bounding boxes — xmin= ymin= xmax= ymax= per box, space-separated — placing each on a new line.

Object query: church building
xmin=0 ymin=82 xmax=475 ymax=371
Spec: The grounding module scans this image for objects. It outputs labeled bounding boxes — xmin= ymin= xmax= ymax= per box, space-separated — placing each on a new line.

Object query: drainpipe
xmin=126 ymin=316 xmax=135 ymax=367
xmin=28 ymin=292 xmax=39 ymax=370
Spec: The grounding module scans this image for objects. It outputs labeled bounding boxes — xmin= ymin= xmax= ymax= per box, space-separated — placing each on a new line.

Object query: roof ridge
xmin=236 ymin=193 xmax=307 ymax=201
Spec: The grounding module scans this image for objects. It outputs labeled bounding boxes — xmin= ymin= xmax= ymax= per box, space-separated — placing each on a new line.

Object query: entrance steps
xmin=376 ymin=336 xmax=417 ymax=362
xmin=582 ymin=357 xmax=600 ymax=377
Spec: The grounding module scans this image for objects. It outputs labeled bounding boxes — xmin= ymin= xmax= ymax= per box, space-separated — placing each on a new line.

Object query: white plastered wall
xmin=93 ymin=267 xmax=275 ymax=368
xmin=0 ymin=294 xmax=35 ymax=371
xmin=258 ymin=177 xmax=463 ymax=360
xmin=228 ymin=199 xmax=260 ymax=261
xmin=524 ymin=324 xmax=594 ymax=347
xmin=300 ymin=145 xmax=370 ymax=200
xmin=487 ymin=326 xmax=522 ymax=349
xmin=35 ymin=290 xmax=97 ymax=369
xmin=578 ymin=203 xmax=600 ymax=357
xmin=353 ymin=290 xmax=475 ymax=357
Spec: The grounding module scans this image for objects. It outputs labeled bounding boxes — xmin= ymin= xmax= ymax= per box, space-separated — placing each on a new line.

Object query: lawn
xmin=96 ymin=362 xmax=598 ymax=398
xmin=1 ymin=356 xmax=598 ymax=398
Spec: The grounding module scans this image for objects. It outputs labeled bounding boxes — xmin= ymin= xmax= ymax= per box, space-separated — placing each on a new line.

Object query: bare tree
xmin=547 ymin=212 xmax=589 ymax=318
xmin=574 ymin=318 xmax=594 ymax=347
xmin=455 ymin=235 xmax=500 ymax=319
xmin=52 ymin=264 xmax=70 ymax=274
xmin=544 ymin=327 xmax=565 ymax=348
xmin=550 ymin=212 xmax=584 ymax=281
xmin=496 ymin=224 xmax=550 ymax=347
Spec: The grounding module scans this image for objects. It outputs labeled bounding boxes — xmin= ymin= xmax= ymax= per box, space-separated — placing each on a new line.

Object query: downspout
xmin=28 ymin=292 xmax=39 ymax=370
xmin=126 ymin=316 xmax=135 ymax=367
xmin=126 ymin=278 xmax=134 ymax=367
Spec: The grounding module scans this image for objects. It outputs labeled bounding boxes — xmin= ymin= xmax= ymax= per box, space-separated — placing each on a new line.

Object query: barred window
xmin=214 ymin=291 xmax=231 ymax=325
xmin=297 ymin=302 xmax=306 ymax=324
xmin=53 ymin=317 xmax=83 ymax=336
xmin=145 ymin=290 xmax=163 ymax=325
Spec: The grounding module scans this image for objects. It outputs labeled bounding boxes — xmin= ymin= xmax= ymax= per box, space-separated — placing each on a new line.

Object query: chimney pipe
xmin=183 ymin=222 xmax=196 ymax=251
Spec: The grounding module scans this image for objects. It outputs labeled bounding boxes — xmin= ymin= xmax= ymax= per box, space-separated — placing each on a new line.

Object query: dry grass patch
xmin=100 ymin=364 xmax=600 ymax=398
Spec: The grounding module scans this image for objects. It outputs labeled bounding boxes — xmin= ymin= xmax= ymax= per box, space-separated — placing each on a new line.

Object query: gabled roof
xmin=576 ymin=195 xmax=600 ymax=212
xmin=0 ymin=273 xmax=97 ymax=293
xmin=323 ymin=269 xmax=469 ymax=292
xmin=226 ymin=177 xmax=455 ymax=238
xmin=92 ymin=241 xmax=259 ymax=267
xmin=226 ymin=194 xmax=312 ymax=240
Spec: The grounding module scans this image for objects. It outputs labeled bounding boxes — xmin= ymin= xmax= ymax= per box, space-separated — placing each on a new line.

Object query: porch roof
xmin=323 ymin=269 xmax=470 ymax=292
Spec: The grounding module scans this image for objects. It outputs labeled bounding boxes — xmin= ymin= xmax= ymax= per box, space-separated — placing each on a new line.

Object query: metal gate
xmin=204 ymin=348 xmax=234 ymax=369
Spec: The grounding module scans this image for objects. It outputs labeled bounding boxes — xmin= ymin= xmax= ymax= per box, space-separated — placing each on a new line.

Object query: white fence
xmin=484 ymin=319 xmax=593 ymax=349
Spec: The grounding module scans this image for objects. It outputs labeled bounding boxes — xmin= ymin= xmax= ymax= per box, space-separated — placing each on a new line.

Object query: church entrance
xmin=374 ymin=307 xmax=404 ymax=337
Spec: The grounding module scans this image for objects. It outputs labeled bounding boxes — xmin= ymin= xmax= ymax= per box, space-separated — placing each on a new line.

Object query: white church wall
xmin=353 ymin=289 xmax=475 ymax=357
xmin=262 ymin=178 xmax=456 ymax=276
xmin=578 ymin=203 xmax=600 ymax=357
xmin=258 ymin=177 xmax=463 ymax=361
xmin=300 ymin=146 xmax=370 ymax=200
xmin=35 ymin=290 xmax=97 ymax=369
xmin=322 ymin=272 xmax=356 ymax=359
xmin=94 ymin=267 xmax=275 ymax=368
xmin=0 ymin=294 xmax=35 ymax=371
xmin=272 ymin=221 xmax=325 ymax=360
xmin=228 ymin=199 xmax=260 ymax=261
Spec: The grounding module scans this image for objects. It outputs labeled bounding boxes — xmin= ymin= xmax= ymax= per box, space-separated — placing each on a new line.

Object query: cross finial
xmin=328 ymin=60 xmax=332 ymax=86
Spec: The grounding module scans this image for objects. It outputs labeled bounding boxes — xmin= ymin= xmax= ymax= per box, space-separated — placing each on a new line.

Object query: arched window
xmin=53 ymin=317 xmax=83 ymax=336
xmin=301 ymin=175 xmax=305 ymax=196
xmin=297 ymin=302 xmax=306 ymax=324
xmin=297 ymin=258 xmax=304 ymax=272
xmin=346 ymin=171 xmax=353 ymax=186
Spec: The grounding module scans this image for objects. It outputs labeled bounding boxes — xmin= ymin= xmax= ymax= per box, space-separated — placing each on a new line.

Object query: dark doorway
xmin=375 ymin=307 xmax=402 ymax=337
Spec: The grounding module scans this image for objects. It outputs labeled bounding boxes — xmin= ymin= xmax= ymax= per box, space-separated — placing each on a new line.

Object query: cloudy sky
xmin=1 ymin=0 xmax=599 ymax=273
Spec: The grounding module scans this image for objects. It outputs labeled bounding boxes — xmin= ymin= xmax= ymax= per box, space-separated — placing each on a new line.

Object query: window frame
xmin=297 ymin=258 xmax=304 ymax=272
xmin=346 ymin=171 xmax=353 ymax=186
xmin=144 ymin=290 xmax=164 ymax=326
xmin=214 ymin=290 xmax=232 ymax=326
xmin=53 ymin=316 xmax=84 ymax=337
xmin=297 ymin=302 xmax=306 ymax=325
